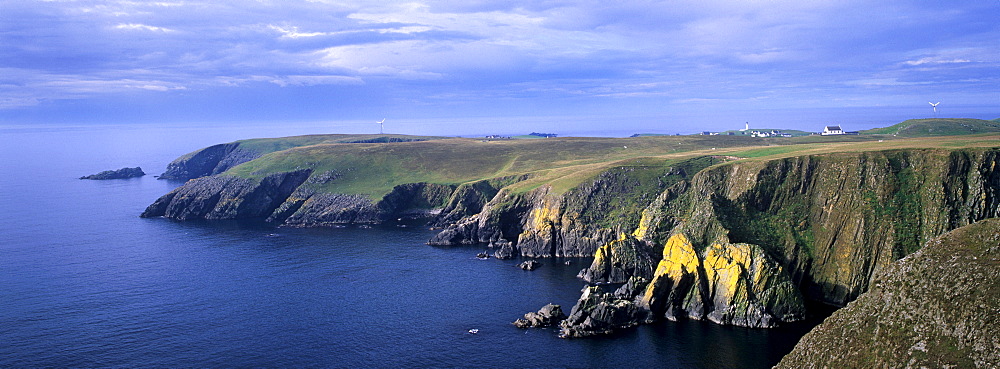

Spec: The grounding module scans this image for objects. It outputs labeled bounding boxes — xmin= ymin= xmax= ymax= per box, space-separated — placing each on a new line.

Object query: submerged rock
xmin=513 ymin=303 xmax=566 ymax=328
xmin=80 ymin=167 xmax=145 ymax=180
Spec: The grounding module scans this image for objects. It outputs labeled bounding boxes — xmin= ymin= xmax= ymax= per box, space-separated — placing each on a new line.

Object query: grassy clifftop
xmin=224 ymin=134 xmax=771 ymax=199
xmin=220 ymin=132 xmax=999 ymax=201
xmin=861 ymin=118 xmax=1000 ymax=137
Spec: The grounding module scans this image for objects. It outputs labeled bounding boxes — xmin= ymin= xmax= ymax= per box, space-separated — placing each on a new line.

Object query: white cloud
xmin=903 ymin=57 xmax=972 ymax=66
xmin=268 ymin=25 xmax=333 ymax=39
xmin=39 ymin=77 xmax=187 ymax=93
xmin=269 ymin=75 xmax=364 ymax=86
xmin=114 ymin=23 xmax=175 ymax=32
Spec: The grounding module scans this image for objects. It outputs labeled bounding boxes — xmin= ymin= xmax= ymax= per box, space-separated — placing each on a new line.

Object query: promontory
xmin=141 ymin=118 xmax=1000 ymax=351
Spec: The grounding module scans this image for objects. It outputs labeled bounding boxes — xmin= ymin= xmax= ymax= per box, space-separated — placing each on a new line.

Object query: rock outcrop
xmin=561 ymin=233 xmax=806 ymax=337
xmin=559 ymin=277 xmax=650 ymax=338
xmin=141 ymin=169 xmax=312 ymax=220
xmin=143 ymin=171 xmax=457 ymax=226
xmin=513 ymin=303 xmax=566 ymax=328
xmin=776 ymin=218 xmax=1000 ymax=368
xmin=80 ymin=167 xmax=145 ymax=180
xmin=577 ymin=233 xmax=659 ymax=284
xmin=518 ymin=260 xmax=541 ymax=271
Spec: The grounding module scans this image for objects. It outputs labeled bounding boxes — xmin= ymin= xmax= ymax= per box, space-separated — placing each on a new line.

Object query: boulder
xmin=558 ymin=286 xmax=644 ymax=338
xmin=518 ymin=260 xmax=540 ymax=271
xmin=513 ymin=303 xmax=566 ymax=328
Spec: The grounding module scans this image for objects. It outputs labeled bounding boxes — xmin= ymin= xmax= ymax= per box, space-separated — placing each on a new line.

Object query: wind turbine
xmin=376 ymin=118 xmax=385 ymax=134
xmin=929 ymin=102 xmax=940 ymax=117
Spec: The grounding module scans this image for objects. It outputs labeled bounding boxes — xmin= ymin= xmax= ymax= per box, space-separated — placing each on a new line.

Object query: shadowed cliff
xmin=775 ymin=218 xmax=1000 ymax=368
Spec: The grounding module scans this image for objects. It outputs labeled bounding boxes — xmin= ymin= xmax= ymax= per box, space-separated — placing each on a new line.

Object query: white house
xmin=822 ymin=125 xmax=844 ymax=135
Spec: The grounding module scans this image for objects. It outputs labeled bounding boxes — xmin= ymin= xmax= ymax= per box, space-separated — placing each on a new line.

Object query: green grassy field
xmin=220 ymin=129 xmax=1000 ymax=201
xmin=860 ymin=118 xmax=1000 ymax=137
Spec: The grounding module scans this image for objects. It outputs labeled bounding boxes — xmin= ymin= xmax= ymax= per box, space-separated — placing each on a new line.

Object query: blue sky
xmin=1 ymin=0 xmax=998 ymax=134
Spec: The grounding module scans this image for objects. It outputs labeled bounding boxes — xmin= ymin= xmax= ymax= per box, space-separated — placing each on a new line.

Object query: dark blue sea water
xmin=0 ymin=123 xmax=820 ymax=368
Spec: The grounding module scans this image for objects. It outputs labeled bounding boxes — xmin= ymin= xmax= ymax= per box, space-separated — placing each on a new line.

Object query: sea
xmin=0 ymin=122 xmax=824 ymax=368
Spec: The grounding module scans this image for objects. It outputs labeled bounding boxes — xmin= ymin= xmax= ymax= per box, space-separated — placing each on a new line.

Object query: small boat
xmin=468 ymin=329 xmax=479 ymax=334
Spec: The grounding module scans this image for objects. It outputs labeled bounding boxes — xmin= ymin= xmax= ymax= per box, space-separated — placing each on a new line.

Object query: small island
xmin=80 ymin=167 xmax=146 ymax=180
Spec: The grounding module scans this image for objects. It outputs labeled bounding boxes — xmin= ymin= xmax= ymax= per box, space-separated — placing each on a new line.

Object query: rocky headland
xmin=80 ymin=167 xmax=145 ymax=180
xmin=141 ymin=133 xmax=1000 ymax=340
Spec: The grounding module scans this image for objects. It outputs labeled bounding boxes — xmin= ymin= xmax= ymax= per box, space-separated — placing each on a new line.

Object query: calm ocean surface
xmin=0 ymin=123 xmax=820 ymax=368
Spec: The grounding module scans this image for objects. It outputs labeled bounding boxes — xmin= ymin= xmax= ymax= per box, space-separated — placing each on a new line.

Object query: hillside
xmin=157 ymin=134 xmax=449 ymax=180
xmin=861 ymin=118 xmax=1000 ymax=137
xmin=776 ymin=218 xmax=1000 ymax=368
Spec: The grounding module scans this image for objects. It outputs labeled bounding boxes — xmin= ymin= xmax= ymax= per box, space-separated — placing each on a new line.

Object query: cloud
xmin=268 ymin=75 xmax=365 ymax=87
xmin=1 ymin=0 xmax=998 ymax=123
xmin=268 ymin=25 xmax=336 ymax=39
xmin=903 ymin=57 xmax=972 ymax=66
xmin=114 ymin=23 xmax=176 ymax=32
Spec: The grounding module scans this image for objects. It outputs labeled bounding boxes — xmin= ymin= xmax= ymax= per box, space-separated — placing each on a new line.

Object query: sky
xmin=1 ymin=0 xmax=998 ymax=135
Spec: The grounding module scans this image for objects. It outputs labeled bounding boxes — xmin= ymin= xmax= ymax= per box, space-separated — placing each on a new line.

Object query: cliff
xmin=143 ymin=133 xmax=999 ymax=336
xmin=428 ymin=156 xmax=731 ymax=257
xmin=558 ymin=147 xmax=1000 ymax=336
xmin=142 ymin=173 xmax=456 ymax=225
xmin=142 ymin=170 xmax=313 ymax=220
xmin=157 ymin=142 xmax=259 ymax=180
xmin=775 ymin=218 xmax=1000 ymax=368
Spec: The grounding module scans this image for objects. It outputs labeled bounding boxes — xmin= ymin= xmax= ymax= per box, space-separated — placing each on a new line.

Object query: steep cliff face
xmin=157 ymin=143 xmax=260 ymax=180
xmin=141 ymin=169 xmax=312 ymax=220
xmin=559 ymin=148 xmax=999 ymax=336
xmin=273 ymin=182 xmax=455 ymax=226
xmin=428 ymin=156 xmax=724 ymax=257
xmin=656 ymin=149 xmax=1000 ymax=307
xmin=577 ymin=233 xmax=659 ymax=284
xmin=561 ymin=233 xmax=805 ymax=337
xmin=144 ymin=171 xmax=456 ymax=226
xmin=431 ymin=175 xmax=529 ymax=227
xmin=776 ymin=218 xmax=1000 ymax=368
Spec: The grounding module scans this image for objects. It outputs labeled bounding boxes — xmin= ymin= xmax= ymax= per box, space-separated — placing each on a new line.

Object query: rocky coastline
xmin=142 ymin=140 xmax=1000 ymax=342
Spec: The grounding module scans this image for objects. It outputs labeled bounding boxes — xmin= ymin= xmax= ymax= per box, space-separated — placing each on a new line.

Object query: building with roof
xmin=822 ymin=125 xmax=844 ymax=135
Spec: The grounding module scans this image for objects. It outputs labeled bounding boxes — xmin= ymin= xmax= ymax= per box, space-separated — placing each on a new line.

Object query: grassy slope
xmin=221 ymin=131 xmax=1000 ymax=201
xmin=172 ymin=134 xmax=449 ymax=162
xmin=860 ymin=118 xmax=1000 ymax=137
xmin=776 ymin=218 xmax=1000 ymax=368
